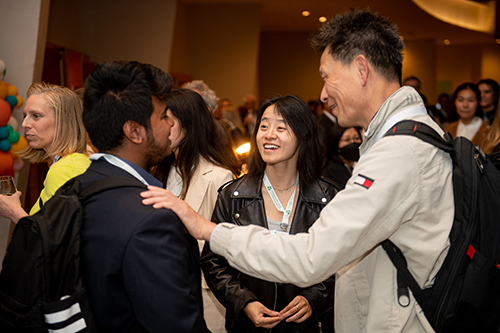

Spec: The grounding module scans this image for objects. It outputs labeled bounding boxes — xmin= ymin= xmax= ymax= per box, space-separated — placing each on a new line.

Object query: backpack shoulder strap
xmin=381 ymin=240 xmax=429 ymax=308
xmin=384 ymin=120 xmax=454 ymax=153
xmin=76 ymin=176 xmax=147 ymax=201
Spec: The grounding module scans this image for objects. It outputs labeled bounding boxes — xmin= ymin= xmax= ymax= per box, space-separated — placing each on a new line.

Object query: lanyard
xmin=90 ymin=153 xmax=150 ymax=186
xmin=263 ymin=171 xmax=299 ymax=227
xmin=360 ymin=106 xmax=427 ymax=160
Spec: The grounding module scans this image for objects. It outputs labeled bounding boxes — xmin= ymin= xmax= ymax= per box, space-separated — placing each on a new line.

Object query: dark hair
xmin=152 ymin=89 xmax=239 ymax=198
xmin=310 ymin=8 xmax=404 ymax=84
xmin=247 ymin=95 xmax=323 ymax=185
xmin=449 ymin=82 xmax=482 ymax=122
xmin=477 ymin=78 xmax=500 ymax=110
xmin=324 ymin=125 xmax=362 ymax=164
xmin=83 ymin=61 xmax=173 ymax=151
xmin=403 ymin=76 xmax=421 ymax=90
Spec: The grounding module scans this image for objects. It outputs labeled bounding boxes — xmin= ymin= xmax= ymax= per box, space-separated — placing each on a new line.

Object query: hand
xmin=0 ymin=191 xmax=27 ymax=224
xmin=243 ymin=301 xmax=282 ymax=329
xmin=279 ymin=295 xmax=312 ymax=323
xmin=141 ymin=186 xmax=216 ymax=241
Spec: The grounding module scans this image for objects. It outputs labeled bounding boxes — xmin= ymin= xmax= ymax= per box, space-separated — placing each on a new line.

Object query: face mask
xmin=339 ymin=142 xmax=361 ymax=161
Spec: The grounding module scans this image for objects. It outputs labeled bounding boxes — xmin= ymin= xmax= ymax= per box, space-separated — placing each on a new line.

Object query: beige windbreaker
xmin=210 ymin=86 xmax=454 ymax=332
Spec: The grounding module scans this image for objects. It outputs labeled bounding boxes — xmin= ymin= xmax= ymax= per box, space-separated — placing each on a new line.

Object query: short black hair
xmin=247 ymin=95 xmax=323 ymax=185
xmin=310 ymin=8 xmax=404 ymax=84
xmin=83 ymin=61 xmax=173 ymax=151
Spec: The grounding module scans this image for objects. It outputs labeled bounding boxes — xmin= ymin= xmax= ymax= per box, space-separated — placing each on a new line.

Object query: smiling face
xmin=455 ymin=88 xmax=478 ymax=124
xmin=256 ymin=105 xmax=299 ymax=167
xmin=22 ymin=94 xmax=56 ymax=152
xmin=319 ymin=47 xmax=363 ymax=128
xmin=166 ymin=109 xmax=185 ymax=151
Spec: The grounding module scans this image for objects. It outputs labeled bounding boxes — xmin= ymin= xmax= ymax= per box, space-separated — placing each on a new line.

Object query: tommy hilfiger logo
xmin=354 ymin=174 xmax=374 ymax=189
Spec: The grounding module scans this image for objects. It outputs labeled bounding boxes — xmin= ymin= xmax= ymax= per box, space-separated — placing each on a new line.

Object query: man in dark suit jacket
xmin=80 ymin=61 xmax=208 ymax=332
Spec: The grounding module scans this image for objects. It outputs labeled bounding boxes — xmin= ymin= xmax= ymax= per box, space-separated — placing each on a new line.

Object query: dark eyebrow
xmin=261 ymin=116 xmax=286 ymax=124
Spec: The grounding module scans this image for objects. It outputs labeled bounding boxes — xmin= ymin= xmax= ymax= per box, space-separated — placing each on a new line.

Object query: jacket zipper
xmin=269 ymin=282 xmax=278 ymax=333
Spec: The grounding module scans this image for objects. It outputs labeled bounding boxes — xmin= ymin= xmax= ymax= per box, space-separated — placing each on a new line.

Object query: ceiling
xmin=180 ymin=0 xmax=498 ymax=45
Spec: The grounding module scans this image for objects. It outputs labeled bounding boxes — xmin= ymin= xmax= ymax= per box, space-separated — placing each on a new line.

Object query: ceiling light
xmin=443 ymin=39 xmax=451 ymax=45
xmin=302 ymin=11 xmax=310 ymax=17
xmin=319 ymin=16 xmax=327 ymax=23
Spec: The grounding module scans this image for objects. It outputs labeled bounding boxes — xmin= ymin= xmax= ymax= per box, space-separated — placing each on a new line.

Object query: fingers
xmin=279 ymin=295 xmax=312 ymax=323
xmin=243 ymin=301 xmax=282 ymax=329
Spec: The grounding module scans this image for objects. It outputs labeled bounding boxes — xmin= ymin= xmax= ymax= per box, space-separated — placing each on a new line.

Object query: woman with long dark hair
xmin=322 ymin=125 xmax=362 ymax=189
xmin=477 ymin=78 xmax=499 ymax=125
xmin=152 ymin=88 xmax=239 ymax=333
xmin=201 ymin=95 xmax=337 ymax=332
xmin=445 ymin=82 xmax=489 ymax=146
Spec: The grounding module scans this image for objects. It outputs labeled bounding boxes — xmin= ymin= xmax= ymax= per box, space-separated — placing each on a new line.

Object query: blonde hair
xmin=482 ymin=103 xmax=500 ymax=154
xmin=20 ymin=82 xmax=88 ymax=163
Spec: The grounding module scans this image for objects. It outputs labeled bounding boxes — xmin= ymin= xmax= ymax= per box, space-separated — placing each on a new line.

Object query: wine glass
xmin=0 ymin=176 xmax=17 ymax=196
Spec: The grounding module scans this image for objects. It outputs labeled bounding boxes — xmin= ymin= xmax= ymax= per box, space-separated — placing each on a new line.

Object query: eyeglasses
xmin=340 ymin=136 xmax=361 ymax=143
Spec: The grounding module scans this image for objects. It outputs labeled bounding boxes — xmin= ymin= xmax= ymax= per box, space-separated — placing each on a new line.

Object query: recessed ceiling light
xmin=319 ymin=16 xmax=327 ymax=23
xmin=302 ymin=11 xmax=310 ymax=17
xmin=444 ymin=39 xmax=451 ymax=45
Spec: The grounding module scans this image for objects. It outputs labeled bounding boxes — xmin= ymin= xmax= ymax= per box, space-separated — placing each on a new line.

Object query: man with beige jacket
xmin=142 ymin=9 xmax=453 ymax=333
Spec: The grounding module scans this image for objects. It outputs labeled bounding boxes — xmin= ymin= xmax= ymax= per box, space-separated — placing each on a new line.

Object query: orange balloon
xmin=15 ymin=95 xmax=23 ymax=108
xmin=9 ymin=135 xmax=28 ymax=157
xmin=0 ymin=151 xmax=14 ymax=176
xmin=0 ymin=81 xmax=7 ymax=100
xmin=6 ymin=85 xmax=17 ymax=96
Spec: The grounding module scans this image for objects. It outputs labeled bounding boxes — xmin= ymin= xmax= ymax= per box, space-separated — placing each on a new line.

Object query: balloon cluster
xmin=0 ymin=59 xmax=28 ymax=176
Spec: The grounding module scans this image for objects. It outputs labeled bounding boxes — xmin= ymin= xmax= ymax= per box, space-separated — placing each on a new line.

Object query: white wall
xmin=0 ymin=0 xmax=50 ymax=269
xmin=79 ymin=0 xmax=177 ymax=72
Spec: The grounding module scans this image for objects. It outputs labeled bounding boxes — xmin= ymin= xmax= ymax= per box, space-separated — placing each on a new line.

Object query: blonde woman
xmin=482 ymin=104 xmax=500 ymax=154
xmin=0 ymin=82 xmax=90 ymax=223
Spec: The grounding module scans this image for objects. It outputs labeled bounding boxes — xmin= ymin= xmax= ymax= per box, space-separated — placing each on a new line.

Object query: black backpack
xmin=0 ymin=176 xmax=146 ymax=332
xmin=381 ymin=120 xmax=500 ymax=332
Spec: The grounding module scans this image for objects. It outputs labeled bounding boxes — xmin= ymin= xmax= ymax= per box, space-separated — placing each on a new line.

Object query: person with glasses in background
xmin=322 ymin=125 xmax=363 ymax=189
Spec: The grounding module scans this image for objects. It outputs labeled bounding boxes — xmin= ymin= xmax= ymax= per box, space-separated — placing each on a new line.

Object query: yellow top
xmin=29 ymin=153 xmax=91 ymax=215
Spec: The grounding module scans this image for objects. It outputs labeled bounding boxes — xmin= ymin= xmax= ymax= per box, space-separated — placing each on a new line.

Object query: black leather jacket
xmin=201 ymin=174 xmax=338 ymax=333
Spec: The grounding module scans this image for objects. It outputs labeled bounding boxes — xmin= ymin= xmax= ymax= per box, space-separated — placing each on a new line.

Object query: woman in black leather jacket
xmin=201 ymin=95 xmax=338 ymax=333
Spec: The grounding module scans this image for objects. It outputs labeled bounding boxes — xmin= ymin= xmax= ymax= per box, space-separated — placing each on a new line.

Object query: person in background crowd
xmin=322 ymin=125 xmax=362 ymax=189
xmin=445 ymin=82 xmax=489 ymax=146
xmin=216 ymin=98 xmax=246 ymax=135
xmin=317 ymin=99 xmax=337 ymax=152
xmin=201 ymin=95 xmax=336 ymax=332
xmin=0 ymin=82 xmax=89 ymax=223
xmin=481 ymin=102 xmax=500 ymax=154
xmin=477 ymin=78 xmax=499 ymax=125
xmin=141 ymin=9 xmax=454 ymax=332
xmin=403 ymin=76 xmax=421 ymax=91
xmin=152 ymin=88 xmax=239 ymax=333
xmin=239 ymin=94 xmax=257 ymax=137
xmin=430 ymin=93 xmax=453 ymax=128
xmin=183 ymin=80 xmax=218 ymax=112
xmin=307 ymin=99 xmax=321 ymax=123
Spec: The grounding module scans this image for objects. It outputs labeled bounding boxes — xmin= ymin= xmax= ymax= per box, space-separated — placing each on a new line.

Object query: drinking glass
xmin=0 ymin=176 xmax=17 ymax=196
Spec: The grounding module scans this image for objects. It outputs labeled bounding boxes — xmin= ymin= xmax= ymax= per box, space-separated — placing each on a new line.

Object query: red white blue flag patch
xmin=354 ymin=174 xmax=374 ymax=189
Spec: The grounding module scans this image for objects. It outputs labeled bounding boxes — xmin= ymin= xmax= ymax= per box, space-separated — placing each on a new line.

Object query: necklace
xmin=273 ymin=182 xmax=297 ymax=194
